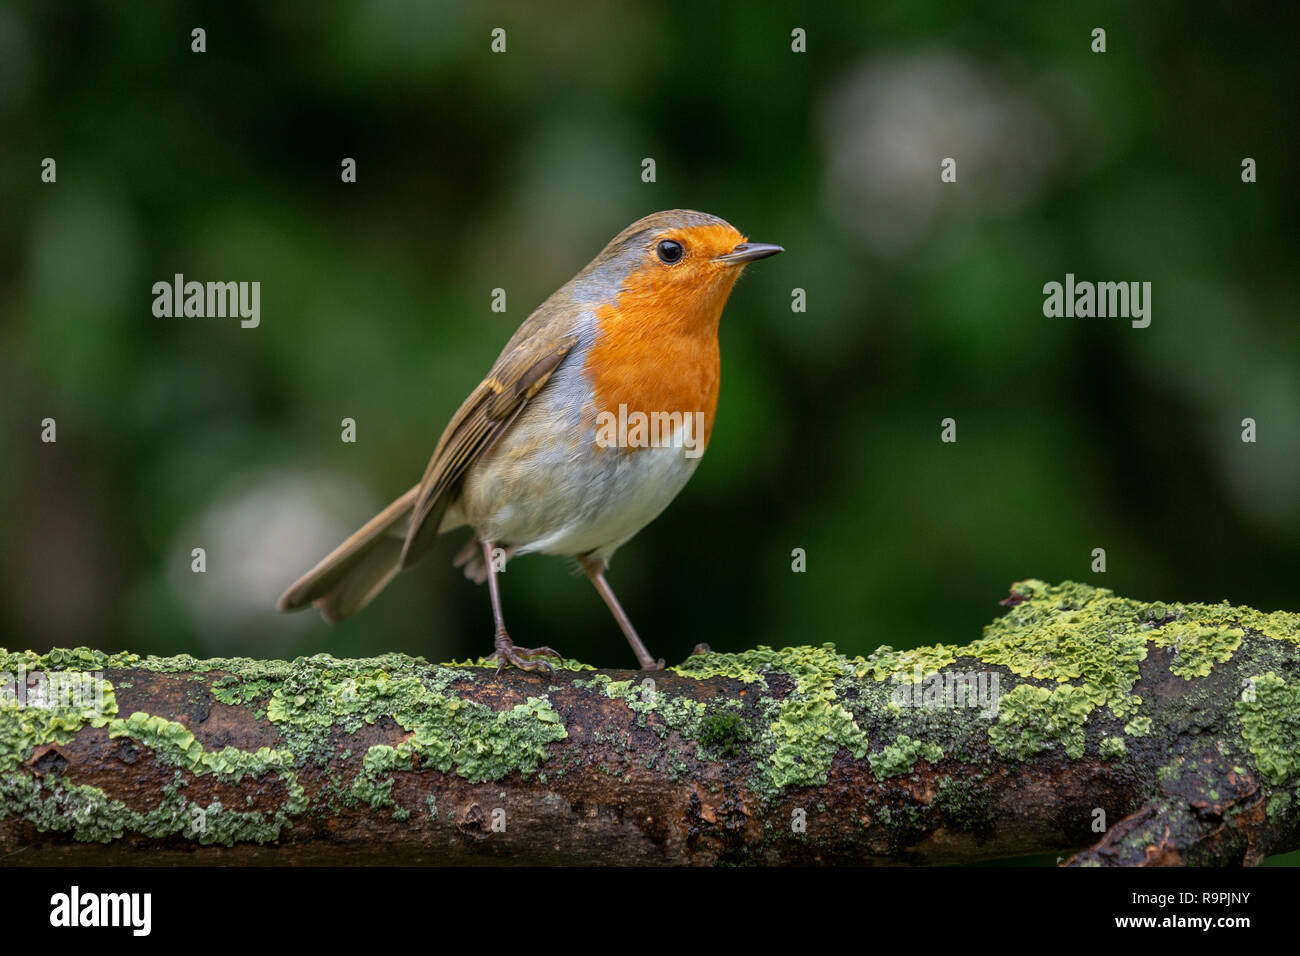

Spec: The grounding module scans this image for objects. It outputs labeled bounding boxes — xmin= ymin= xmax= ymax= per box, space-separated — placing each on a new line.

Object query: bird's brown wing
xmin=398 ymin=331 xmax=580 ymax=568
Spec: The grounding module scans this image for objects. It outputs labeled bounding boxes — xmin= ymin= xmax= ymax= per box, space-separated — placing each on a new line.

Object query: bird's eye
xmin=656 ymin=239 xmax=684 ymax=265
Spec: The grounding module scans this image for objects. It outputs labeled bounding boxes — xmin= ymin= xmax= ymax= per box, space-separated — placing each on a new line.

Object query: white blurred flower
xmin=820 ymin=49 xmax=1063 ymax=258
xmin=167 ymin=469 xmax=378 ymax=652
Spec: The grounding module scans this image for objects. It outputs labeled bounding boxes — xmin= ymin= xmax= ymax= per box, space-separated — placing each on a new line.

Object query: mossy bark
xmin=2 ymin=580 xmax=1298 ymax=865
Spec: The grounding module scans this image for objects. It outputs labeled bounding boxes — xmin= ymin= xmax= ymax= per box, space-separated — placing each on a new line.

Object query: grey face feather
xmin=569 ymin=209 xmax=734 ymax=306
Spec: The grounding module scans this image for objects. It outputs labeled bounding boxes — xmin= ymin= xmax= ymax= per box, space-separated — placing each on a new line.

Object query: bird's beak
xmin=714 ymin=242 xmax=784 ymax=265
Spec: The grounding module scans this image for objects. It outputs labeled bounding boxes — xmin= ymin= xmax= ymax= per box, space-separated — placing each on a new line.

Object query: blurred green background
xmin=1 ymin=0 xmax=1296 ymax=677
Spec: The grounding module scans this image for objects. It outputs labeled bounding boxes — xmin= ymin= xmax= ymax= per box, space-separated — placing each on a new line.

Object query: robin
xmin=277 ymin=209 xmax=782 ymax=671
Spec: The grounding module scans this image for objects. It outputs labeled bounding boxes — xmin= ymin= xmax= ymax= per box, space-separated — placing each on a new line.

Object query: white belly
xmin=528 ymin=441 xmax=701 ymax=558
xmin=443 ymin=383 xmax=706 ymax=563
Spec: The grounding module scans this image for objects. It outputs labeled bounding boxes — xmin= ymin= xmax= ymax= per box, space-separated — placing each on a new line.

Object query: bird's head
xmin=577 ymin=209 xmax=782 ymax=329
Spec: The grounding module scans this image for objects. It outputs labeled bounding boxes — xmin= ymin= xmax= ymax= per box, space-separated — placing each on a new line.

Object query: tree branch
xmin=2 ymin=579 xmax=1298 ymax=865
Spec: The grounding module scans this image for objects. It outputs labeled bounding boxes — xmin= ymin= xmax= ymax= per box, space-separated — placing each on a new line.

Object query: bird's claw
xmin=489 ymin=634 xmax=562 ymax=674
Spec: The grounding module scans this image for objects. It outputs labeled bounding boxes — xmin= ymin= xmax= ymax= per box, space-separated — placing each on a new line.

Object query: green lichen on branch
xmin=0 ymin=666 xmax=306 ymax=846
xmin=696 ymin=708 xmax=753 ymax=758
xmin=868 ymin=734 xmax=944 ymax=777
xmin=257 ymin=655 xmax=566 ymax=784
xmin=0 ymin=771 xmax=302 ymax=846
xmin=2 ymin=579 xmax=1298 ymax=856
xmin=1237 ymin=673 xmax=1300 ymax=787
xmin=0 ymin=650 xmax=566 ymax=845
xmin=0 ymin=671 xmax=117 ymax=772
xmin=665 ymin=580 xmax=1300 ymax=790
xmin=672 ymin=644 xmax=871 ymax=794
xmin=108 ymin=711 xmax=298 ymax=782
xmin=988 ymin=684 xmax=1094 ymax=760
xmin=1100 ymin=736 xmax=1128 ymax=759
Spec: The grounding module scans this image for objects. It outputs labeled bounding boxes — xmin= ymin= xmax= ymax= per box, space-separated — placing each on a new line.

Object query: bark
xmin=2 ymin=579 xmax=1298 ymax=866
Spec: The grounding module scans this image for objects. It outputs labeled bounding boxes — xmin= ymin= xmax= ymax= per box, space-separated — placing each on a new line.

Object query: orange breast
xmin=583 ymin=264 xmax=739 ymax=450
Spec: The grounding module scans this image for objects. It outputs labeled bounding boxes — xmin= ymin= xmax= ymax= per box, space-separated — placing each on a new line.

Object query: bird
xmin=277 ymin=209 xmax=782 ymax=672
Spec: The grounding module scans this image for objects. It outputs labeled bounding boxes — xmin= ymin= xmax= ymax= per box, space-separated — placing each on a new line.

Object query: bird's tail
xmin=277 ymin=483 xmax=425 ymax=622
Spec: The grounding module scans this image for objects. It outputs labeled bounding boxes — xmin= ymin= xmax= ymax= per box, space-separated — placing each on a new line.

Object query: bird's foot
xmin=488 ymin=632 xmax=562 ymax=674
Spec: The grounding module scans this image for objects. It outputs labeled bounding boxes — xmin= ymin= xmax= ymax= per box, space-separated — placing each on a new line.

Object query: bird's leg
xmin=579 ymin=555 xmax=664 ymax=670
xmin=480 ymin=538 xmax=561 ymax=673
